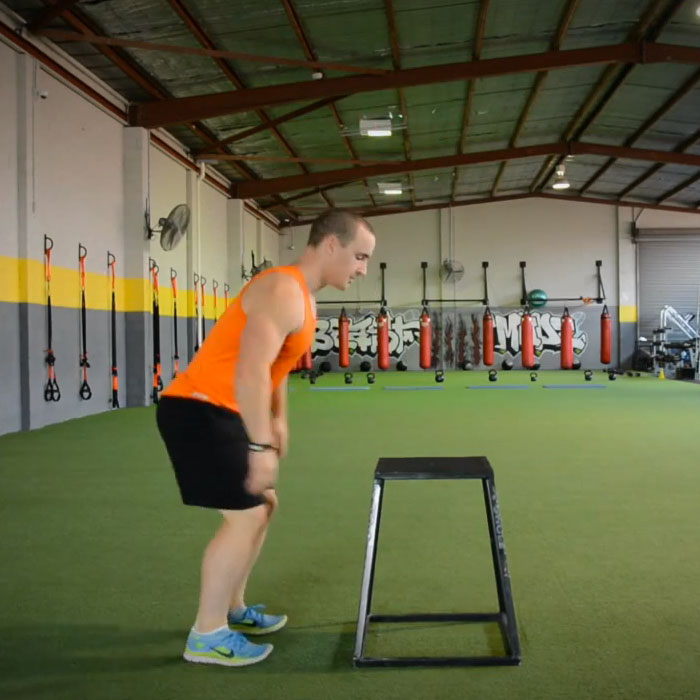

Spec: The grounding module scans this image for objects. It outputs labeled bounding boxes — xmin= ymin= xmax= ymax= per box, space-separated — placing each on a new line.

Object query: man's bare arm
xmin=235 ymin=275 xmax=304 ymax=445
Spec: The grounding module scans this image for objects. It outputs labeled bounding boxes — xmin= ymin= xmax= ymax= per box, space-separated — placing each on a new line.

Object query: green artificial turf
xmin=1 ymin=370 xmax=699 ymax=699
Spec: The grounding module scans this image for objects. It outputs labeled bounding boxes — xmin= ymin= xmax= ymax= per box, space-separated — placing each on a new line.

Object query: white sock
xmin=192 ymin=624 xmax=228 ymax=636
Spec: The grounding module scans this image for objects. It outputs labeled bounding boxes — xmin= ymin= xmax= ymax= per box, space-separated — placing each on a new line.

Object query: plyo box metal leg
xmin=354 ymin=478 xmax=384 ymax=663
xmin=353 ymin=457 xmax=521 ymax=668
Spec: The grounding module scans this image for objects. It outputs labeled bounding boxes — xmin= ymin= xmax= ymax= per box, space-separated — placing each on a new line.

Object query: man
xmin=156 ymin=209 xmax=376 ymax=666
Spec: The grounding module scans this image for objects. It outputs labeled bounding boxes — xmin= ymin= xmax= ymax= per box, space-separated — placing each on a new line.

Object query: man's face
xmin=327 ymin=225 xmax=376 ymax=290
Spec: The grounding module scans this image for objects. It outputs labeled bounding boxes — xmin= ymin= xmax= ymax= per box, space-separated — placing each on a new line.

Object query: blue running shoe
xmin=228 ymin=604 xmax=288 ymax=636
xmin=183 ymin=626 xmax=273 ymax=667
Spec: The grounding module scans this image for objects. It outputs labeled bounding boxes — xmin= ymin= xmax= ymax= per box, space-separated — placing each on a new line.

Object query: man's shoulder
xmin=243 ymin=269 xmax=305 ymax=321
xmin=251 ymin=268 xmax=304 ymax=298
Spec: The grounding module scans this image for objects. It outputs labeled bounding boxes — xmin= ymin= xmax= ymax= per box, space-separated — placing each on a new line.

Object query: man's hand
xmin=271 ymin=416 xmax=289 ymax=459
xmin=245 ymin=450 xmax=279 ymax=495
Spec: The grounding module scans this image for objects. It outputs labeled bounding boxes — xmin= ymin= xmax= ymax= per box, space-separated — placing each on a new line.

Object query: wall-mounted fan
xmin=146 ymin=204 xmax=191 ymax=251
xmin=441 ymin=258 xmax=465 ymax=283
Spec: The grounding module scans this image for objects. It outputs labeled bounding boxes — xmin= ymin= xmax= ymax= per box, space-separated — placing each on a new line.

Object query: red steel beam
xmin=128 ymin=42 xmax=700 ymax=129
xmin=291 ymin=191 xmax=700 ymax=224
xmin=236 ymin=144 xmax=565 ymax=198
xmin=195 ymin=154 xmax=399 ymax=166
xmin=232 ymin=142 xmax=700 ymax=199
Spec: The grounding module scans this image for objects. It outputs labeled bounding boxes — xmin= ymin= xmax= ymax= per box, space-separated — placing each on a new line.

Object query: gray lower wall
xmin=618 ymin=321 xmax=637 ymax=369
xmin=0 ymin=302 xmax=22 ymax=434
xmin=0 ymin=303 xmax=189 ymax=437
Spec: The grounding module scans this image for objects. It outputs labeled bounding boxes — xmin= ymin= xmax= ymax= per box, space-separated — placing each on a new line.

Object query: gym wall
xmin=280 ymin=199 xmax=700 ymax=371
xmin=0 ymin=39 xmax=279 ymax=437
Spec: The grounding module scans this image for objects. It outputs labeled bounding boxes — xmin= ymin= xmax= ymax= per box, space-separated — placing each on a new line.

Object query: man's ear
xmin=326 ymin=234 xmax=338 ymax=254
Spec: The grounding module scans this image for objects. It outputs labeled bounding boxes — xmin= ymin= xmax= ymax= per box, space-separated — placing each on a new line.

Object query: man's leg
xmin=230 ymin=489 xmax=278 ymax=610
xmin=194 ymin=505 xmax=269 ymax=633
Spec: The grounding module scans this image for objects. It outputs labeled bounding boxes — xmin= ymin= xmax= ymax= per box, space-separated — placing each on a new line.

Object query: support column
xmin=123 ymin=127 xmax=150 ymax=406
xmin=617 ymin=206 xmax=637 ymax=368
xmin=186 ymin=168 xmax=202 ymax=361
xmin=16 ymin=55 xmax=39 ymax=430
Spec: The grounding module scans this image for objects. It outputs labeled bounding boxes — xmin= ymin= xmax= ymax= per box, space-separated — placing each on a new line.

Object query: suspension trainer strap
xmin=171 ymin=268 xmax=179 ymax=378
xmin=199 ymin=276 xmax=207 ymax=343
xmin=150 ymin=259 xmax=162 ymax=404
xmin=108 ymin=252 xmax=119 ymax=408
xmin=193 ymin=272 xmax=199 ymax=354
xmin=44 ymin=235 xmax=60 ymax=402
xmin=78 ymin=244 xmax=92 ymax=400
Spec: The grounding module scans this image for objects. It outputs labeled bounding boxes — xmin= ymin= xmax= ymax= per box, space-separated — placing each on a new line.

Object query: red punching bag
xmin=561 ymin=307 xmax=574 ymax=369
xmin=377 ymin=308 xmax=390 ymax=370
xmin=419 ymin=308 xmax=432 ymax=369
xmin=338 ymin=308 xmax=350 ymax=368
xmin=521 ymin=310 xmax=535 ymax=368
xmin=600 ymin=305 xmax=612 ymax=365
xmin=483 ymin=308 xmax=494 ymax=367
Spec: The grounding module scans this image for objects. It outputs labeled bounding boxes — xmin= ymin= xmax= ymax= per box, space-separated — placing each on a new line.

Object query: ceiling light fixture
xmin=551 ymin=164 xmax=570 ymax=190
xmin=378 ymin=181 xmax=403 ymax=195
xmin=360 ymin=118 xmax=392 ymax=137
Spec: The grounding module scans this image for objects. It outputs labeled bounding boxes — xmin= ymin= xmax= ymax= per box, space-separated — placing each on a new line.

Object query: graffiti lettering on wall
xmin=494 ymin=311 xmax=588 ymax=357
xmin=314 ymin=309 xmax=588 ymax=359
xmin=315 ymin=312 xmax=419 ymax=358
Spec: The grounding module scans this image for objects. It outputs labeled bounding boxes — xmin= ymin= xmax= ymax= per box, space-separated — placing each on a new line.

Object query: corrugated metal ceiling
xmin=3 ymin=0 xmax=700 ymax=219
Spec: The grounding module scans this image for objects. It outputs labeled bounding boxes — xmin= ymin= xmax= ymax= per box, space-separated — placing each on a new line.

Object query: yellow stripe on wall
xmin=0 ymin=256 xmax=235 ymax=317
xmin=619 ymin=305 xmax=638 ymax=322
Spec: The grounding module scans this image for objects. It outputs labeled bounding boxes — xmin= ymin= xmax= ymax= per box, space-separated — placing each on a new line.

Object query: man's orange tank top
xmin=162 ymin=265 xmax=315 ymax=413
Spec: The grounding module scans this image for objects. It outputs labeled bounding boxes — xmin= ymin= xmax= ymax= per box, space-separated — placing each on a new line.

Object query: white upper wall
xmin=35 ymin=69 xmax=124 ymax=273
xmin=200 ymin=180 xmax=229 ymax=312
xmin=243 ymin=210 xmax=258 ymax=274
xmin=148 ymin=145 xmax=188 ymax=280
xmin=0 ymin=41 xmax=18 ymax=259
xmin=281 ymin=198 xmax=619 ymax=307
xmin=450 ymin=198 xmax=617 ymax=306
xmin=261 ymin=221 xmax=279 ymax=266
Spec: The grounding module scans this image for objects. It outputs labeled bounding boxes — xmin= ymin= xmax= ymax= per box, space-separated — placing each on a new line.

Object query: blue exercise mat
xmin=383 ymin=386 xmax=446 ymax=391
xmin=543 ymin=384 xmax=607 ymax=389
xmin=468 ymin=385 xmax=531 ymax=390
xmin=310 ymin=386 xmax=370 ymax=392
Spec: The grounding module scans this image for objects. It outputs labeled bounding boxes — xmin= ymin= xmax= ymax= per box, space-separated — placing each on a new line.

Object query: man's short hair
xmin=307 ymin=209 xmax=374 ymax=248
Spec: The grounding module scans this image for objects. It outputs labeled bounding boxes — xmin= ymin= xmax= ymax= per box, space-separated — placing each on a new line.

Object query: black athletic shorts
xmin=156 ymin=396 xmax=266 ymax=510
